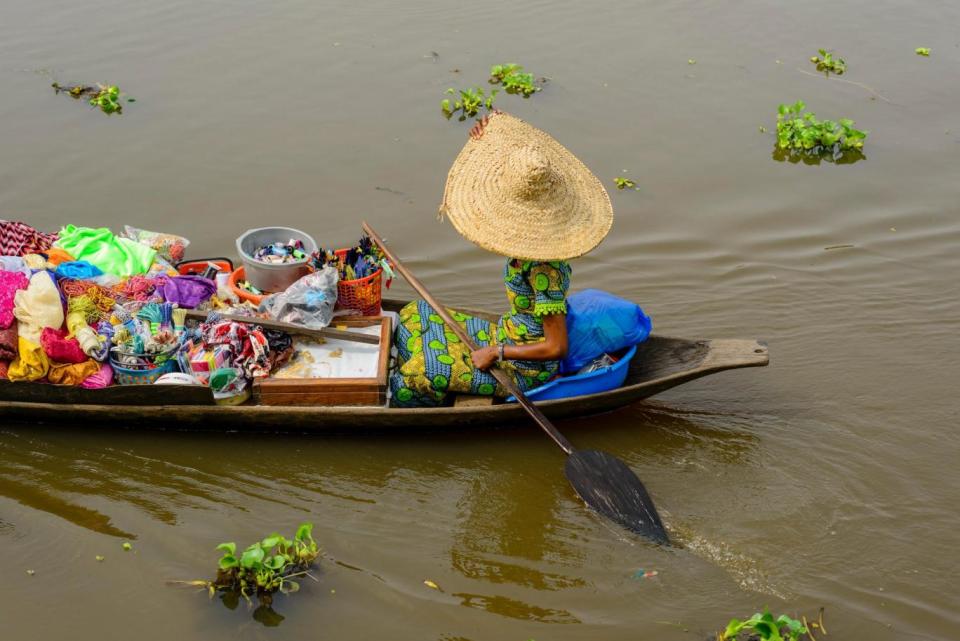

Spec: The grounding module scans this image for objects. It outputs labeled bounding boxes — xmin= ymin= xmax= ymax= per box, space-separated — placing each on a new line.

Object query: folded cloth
xmin=48 ymin=358 xmax=100 ymax=386
xmin=154 ymin=275 xmax=217 ymax=308
xmin=44 ymin=247 xmax=76 ymax=267
xmin=0 ymin=270 xmax=29 ymax=329
xmin=7 ymin=336 xmax=49 ymax=382
xmin=55 ymin=261 xmax=104 ymax=281
xmin=40 ymin=327 xmax=88 ymax=364
xmin=0 ymin=256 xmax=31 ymax=277
xmin=80 ymin=362 xmax=114 ymax=389
xmin=65 ymin=311 xmax=108 ymax=360
xmin=0 ymin=321 xmax=17 ymax=360
xmin=0 ymin=220 xmax=58 ymax=257
xmin=13 ymin=271 xmax=64 ymax=343
xmin=54 ymin=225 xmax=156 ymax=277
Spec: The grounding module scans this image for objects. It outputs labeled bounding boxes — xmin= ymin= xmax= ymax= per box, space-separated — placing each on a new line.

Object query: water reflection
xmin=771 ymin=145 xmax=866 ymax=165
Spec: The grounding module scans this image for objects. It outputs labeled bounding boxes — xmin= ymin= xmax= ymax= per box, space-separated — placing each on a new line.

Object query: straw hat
xmin=439 ymin=112 xmax=613 ymax=261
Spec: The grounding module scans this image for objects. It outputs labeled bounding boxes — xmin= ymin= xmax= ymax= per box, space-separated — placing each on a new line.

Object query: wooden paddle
xmin=363 ymin=222 xmax=669 ymax=545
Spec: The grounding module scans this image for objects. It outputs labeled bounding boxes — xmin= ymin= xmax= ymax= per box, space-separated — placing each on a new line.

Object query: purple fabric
xmin=155 ymin=275 xmax=216 ymax=309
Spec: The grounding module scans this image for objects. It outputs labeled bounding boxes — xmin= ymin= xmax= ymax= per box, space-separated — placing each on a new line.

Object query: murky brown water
xmin=2 ymin=0 xmax=959 ymax=638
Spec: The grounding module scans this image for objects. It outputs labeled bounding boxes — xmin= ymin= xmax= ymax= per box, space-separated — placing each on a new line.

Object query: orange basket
xmin=334 ymin=248 xmax=383 ymax=316
xmin=227 ymin=266 xmax=265 ymax=306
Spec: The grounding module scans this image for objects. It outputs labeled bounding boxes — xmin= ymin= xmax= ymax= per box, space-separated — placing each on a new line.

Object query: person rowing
xmin=390 ymin=111 xmax=613 ymax=407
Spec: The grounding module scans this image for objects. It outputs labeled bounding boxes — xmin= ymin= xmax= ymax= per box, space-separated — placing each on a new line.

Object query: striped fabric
xmin=0 ymin=220 xmax=58 ymax=257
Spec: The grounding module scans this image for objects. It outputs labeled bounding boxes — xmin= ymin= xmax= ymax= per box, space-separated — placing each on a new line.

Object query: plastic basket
xmin=235 ymin=227 xmax=317 ymax=293
xmin=110 ymin=358 xmax=177 ymax=385
xmin=109 ymin=349 xmax=179 ymax=385
xmin=334 ymin=248 xmax=383 ymax=316
xmin=227 ymin=266 xmax=265 ymax=306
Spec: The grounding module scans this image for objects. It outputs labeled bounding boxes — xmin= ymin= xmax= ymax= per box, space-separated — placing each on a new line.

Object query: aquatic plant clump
xmin=51 ymin=82 xmax=130 ymax=115
xmin=776 ymin=100 xmax=867 ymax=156
xmin=809 ymin=49 xmax=846 ymax=75
xmin=489 ymin=63 xmax=541 ymax=97
xmin=719 ymin=608 xmax=811 ymax=641
xmin=210 ymin=522 xmax=320 ymax=605
xmin=441 ymin=87 xmax=498 ymax=120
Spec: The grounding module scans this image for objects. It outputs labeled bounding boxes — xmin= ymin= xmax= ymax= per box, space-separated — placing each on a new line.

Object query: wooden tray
xmin=253 ymin=316 xmax=391 ymax=407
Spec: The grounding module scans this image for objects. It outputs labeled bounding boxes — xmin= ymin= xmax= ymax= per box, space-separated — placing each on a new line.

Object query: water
xmin=1 ymin=0 xmax=959 ymax=638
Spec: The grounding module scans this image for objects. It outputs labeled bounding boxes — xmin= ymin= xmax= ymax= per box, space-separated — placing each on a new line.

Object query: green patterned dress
xmin=390 ymin=260 xmax=571 ymax=407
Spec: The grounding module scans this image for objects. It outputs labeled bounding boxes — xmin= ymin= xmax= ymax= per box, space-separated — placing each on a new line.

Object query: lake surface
xmin=1 ymin=0 xmax=958 ymax=639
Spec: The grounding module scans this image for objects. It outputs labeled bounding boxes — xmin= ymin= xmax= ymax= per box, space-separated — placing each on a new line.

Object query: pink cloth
xmin=40 ymin=327 xmax=88 ymax=364
xmin=80 ymin=362 xmax=114 ymax=389
xmin=0 ymin=270 xmax=29 ymax=329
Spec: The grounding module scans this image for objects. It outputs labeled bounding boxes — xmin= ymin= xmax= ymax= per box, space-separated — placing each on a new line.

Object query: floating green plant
xmin=809 ymin=49 xmax=846 ymax=75
xmin=175 ymin=522 xmax=320 ymax=607
xmin=441 ymin=87 xmax=498 ymax=120
xmin=915 ymin=47 xmax=930 ymax=56
xmin=719 ymin=608 xmax=809 ymax=641
xmin=51 ymin=82 xmax=130 ymax=115
xmin=775 ymin=100 xmax=867 ymax=158
xmin=489 ymin=63 xmax=541 ymax=97
xmin=613 ymin=177 xmax=637 ymax=190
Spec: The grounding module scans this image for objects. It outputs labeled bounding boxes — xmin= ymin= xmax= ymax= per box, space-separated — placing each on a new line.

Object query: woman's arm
xmin=471 ymin=313 xmax=568 ymax=371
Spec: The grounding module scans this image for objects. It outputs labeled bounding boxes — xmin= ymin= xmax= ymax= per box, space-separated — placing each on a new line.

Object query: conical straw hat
xmin=439 ymin=112 xmax=613 ymax=261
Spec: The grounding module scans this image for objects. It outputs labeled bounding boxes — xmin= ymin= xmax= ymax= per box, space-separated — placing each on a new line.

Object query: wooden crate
xmin=253 ymin=316 xmax=391 ymax=406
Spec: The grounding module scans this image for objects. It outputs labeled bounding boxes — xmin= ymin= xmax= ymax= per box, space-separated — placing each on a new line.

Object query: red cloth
xmin=0 ymin=220 xmax=58 ymax=257
xmin=0 ymin=360 xmax=8 ymax=379
xmin=0 ymin=321 xmax=16 ymax=361
xmin=40 ymin=327 xmax=88 ymax=364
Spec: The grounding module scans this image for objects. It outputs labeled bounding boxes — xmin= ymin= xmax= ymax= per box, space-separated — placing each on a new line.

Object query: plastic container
xmin=227 ymin=266 xmax=265 ymax=306
xmin=110 ymin=358 xmax=178 ymax=386
xmin=507 ymin=345 xmax=637 ymax=403
xmin=334 ymin=248 xmax=383 ymax=316
xmin=235 ymin=227 xmax=317 ymax=293
xmin=175 ymin=257 xmax=234 ymax=277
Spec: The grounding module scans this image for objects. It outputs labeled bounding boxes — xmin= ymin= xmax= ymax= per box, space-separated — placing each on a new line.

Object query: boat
xmin=0 ymin=299 xmax=769 ymax=431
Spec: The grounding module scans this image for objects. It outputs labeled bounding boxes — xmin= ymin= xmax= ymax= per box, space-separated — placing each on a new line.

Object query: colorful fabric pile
xmin=0 ymin=221 xmax=233 ymax=388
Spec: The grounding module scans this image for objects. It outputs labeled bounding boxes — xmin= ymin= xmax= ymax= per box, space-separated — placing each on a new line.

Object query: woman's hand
xmin=471 ymin=345 xmax=499 ymax=371
xmin=469 ymin=110 xmax=502 ymax=140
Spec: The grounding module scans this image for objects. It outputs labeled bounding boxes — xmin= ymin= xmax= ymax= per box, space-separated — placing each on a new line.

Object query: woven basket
xmin=334 ymin=248 xmax=383 ymax=316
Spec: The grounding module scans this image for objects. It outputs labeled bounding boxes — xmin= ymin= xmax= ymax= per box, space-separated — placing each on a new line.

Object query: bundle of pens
xmin=308 ymin=235 xmax=394 ymax=285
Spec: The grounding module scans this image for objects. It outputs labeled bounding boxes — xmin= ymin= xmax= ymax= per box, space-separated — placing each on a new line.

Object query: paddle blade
xmin=564 ymin=449 xmax=669 ymax=545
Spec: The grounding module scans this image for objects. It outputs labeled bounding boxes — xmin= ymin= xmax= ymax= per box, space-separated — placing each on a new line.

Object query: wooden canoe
xmin=0 ymin=299 xmax=768 ymax=431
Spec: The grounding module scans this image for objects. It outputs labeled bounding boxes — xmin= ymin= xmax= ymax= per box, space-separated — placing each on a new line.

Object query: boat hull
xmin=0 ymin=335 xmax=768 ymax=431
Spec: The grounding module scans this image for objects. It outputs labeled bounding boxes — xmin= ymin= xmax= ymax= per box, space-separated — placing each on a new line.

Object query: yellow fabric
xmin=66 ymin=311 xmax=103 ymax=356
xmin=22 ymin=254 xmax=48 ymax=270
xmin=13 ymin=272 xmax=64 ymax=343
xmin=7 ymin=337 xmax=49 ymax=382
xmin=48 ymin=358 xmax=100 ymax=386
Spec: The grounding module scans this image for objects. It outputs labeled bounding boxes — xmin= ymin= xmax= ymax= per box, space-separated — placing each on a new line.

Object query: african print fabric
xmin=390 ymin=259 xmax=571 ymax=407
xmin=0 ymin=220 xmax=58 ymax=257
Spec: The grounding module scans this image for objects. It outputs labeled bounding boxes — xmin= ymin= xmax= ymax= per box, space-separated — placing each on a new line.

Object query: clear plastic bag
xmin=122 ymin=225 xmax=190 ymax=264
xmin=258 ymin=265 xmax=338 ymax=329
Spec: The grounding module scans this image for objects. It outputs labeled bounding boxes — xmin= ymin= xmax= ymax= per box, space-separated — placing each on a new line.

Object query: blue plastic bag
xmin=561 ymin=289 xmax=652 ymax=373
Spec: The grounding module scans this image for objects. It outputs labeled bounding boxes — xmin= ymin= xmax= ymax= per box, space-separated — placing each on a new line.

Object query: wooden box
xmin=253 ymin=316 xmax=391 ymax=406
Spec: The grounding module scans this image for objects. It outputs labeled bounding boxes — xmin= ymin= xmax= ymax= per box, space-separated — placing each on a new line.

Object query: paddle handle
xmin=363 ymin=222 xmax=575 ymax=455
